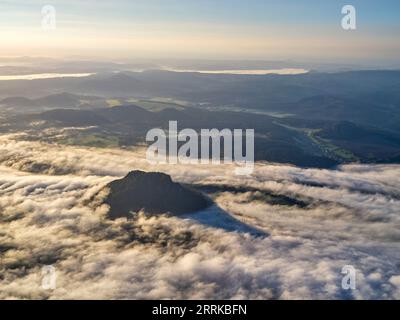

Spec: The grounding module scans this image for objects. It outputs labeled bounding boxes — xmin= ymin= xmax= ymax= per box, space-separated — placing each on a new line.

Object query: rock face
xmin=104 ymin=171 xmax=211 ymax=219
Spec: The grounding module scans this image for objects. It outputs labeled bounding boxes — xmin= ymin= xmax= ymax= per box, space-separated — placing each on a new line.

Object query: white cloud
xmin=0 ymin=135 xmax=399 ymax=299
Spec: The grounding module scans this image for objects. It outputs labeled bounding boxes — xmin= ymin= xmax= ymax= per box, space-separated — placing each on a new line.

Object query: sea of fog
xmin=0 ymin=134 xmax=399 ymax=299
xmin=0 ymin=68 xmax=309 ymax=82
xmin=0 ymin=73 xmax=94 ymax=81
xmin=163 ymin=68 xmax=309 ymax=75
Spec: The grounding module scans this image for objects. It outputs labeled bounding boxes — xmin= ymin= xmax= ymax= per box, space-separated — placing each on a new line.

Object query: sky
xmin=0 ymin=0 xmax=399 ymax=63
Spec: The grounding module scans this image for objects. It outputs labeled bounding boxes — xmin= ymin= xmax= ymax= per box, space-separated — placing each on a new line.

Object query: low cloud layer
xmin=0 ymin=134 xmax=399 ymax=299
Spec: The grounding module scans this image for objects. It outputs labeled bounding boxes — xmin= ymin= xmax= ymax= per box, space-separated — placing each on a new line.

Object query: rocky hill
xmin=104 ymin=170 xmax=211 ymax=219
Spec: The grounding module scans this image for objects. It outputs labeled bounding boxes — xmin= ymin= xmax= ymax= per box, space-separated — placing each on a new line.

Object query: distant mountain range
xmin=1 ymin=69 xmax=400 ymax=168
xmin=3 ymin=103 xmax=400 ymax=168
xmin=1 ymin=69 xmax=399 ymax=132
xmin=0 ymin=92 xmax=103 ymax=110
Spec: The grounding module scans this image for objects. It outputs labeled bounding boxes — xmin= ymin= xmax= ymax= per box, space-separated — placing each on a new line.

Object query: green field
xmin=58 ymin=133 xmax=119 ymax=148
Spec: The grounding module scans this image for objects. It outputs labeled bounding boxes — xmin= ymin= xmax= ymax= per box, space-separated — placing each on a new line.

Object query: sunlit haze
xmin=1 ymin=0 xmax=400 ymax=64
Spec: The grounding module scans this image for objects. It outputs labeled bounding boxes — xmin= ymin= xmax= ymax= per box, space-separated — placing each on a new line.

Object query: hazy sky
xmin=1 ymin=0 xmax=399 ymax=62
